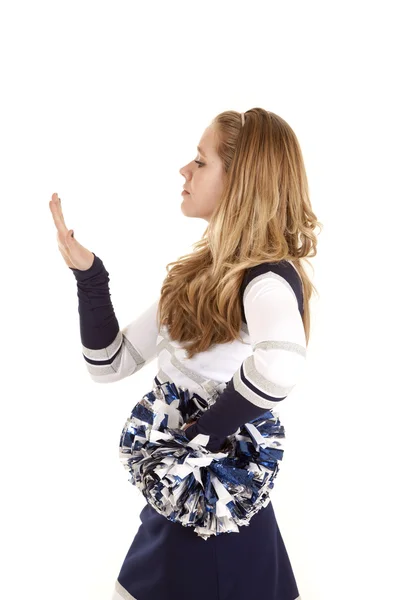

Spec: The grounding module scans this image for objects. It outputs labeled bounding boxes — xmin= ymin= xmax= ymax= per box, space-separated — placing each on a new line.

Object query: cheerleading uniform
xmin=70 ymin=254 xmax=306 ymax=600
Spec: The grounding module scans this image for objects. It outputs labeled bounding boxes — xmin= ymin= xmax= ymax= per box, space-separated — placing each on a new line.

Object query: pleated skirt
xmin=111 ymin=498 xmax=301 ymax=600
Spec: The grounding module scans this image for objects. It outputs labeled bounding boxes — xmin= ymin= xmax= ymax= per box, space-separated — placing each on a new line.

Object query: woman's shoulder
xmin=240 ymin=259 xmax=300 ymax=290
xmin=240 ymin=259 xmax=303 ymax=316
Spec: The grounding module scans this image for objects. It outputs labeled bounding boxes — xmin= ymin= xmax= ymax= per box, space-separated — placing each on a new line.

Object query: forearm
xmin=184 ymin=378 xmax=270 ymax=451
xmin=69 ymin=253 xmax=120 ymax=349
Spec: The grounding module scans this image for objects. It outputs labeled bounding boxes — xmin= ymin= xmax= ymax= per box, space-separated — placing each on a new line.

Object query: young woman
xmin=49 ymin=107 xmax=321 ymax=600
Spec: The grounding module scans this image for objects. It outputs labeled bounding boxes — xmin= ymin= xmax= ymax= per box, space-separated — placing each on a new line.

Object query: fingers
xmin=49 ymin=192 xmax=69 ymax=236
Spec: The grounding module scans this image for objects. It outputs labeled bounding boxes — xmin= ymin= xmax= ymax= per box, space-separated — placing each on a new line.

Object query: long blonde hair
xmin=157 ymin=108 xmax=322 ymax=359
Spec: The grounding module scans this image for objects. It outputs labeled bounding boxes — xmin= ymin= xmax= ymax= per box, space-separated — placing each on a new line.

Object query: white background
xmin=1 ymin=1 xmax=399 ymax=599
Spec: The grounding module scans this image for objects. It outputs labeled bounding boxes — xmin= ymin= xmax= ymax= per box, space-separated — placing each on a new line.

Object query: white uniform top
xmin=70 ymin=254 xmax=307 ymax=442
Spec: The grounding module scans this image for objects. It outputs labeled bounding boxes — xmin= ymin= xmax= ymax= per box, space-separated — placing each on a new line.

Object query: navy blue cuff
xmin=69 ymin=253 xmax=103 ymax=281
xmin=184 ymin=422 xmax=227 ymax=453
xmin=192 ymin=378 xmax=271 ymax=440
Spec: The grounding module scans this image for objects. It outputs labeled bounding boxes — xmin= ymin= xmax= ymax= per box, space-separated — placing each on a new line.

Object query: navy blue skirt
xmin=113 ymin=498 xmax=301 ymax=600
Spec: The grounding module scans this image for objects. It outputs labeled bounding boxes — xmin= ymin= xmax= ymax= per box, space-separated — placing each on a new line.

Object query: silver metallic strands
xmin=118 ymin=377 xmax=286 ymax=541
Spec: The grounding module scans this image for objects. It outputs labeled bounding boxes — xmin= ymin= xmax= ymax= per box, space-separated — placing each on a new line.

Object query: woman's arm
xmin=70 ymin=254 xmax=160 ymax=383
xmin=184 ymin=269 xmax=307 ymax=451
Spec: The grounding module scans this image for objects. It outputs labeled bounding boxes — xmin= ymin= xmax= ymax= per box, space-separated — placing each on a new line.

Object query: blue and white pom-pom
xmin=118 ymin=380 xmax=285 ymax=541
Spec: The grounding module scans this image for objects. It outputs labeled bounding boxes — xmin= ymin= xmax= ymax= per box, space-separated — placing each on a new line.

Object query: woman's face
xmin=179 ymin=125 xmax=226 ymax=222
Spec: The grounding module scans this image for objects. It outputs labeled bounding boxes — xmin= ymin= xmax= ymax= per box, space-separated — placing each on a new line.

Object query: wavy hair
xmin=157 ymin=108 xmax=323 ymax=359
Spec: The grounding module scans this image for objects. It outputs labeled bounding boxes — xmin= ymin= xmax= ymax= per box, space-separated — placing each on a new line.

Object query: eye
xmin=194 ymin=160 xmax=204 ymax=168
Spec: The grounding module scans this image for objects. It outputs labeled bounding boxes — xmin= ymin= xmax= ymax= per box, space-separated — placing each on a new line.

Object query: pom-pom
xmin=118 ymin=380 xmax=285 ymax=540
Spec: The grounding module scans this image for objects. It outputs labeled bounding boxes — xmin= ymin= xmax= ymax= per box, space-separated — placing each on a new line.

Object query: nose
xmin=179 ymin=165 xmax=191 ymax=181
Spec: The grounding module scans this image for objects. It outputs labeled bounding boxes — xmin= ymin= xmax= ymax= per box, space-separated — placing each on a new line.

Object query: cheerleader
xmin=49 ymin=107 xmax=321 ymax=600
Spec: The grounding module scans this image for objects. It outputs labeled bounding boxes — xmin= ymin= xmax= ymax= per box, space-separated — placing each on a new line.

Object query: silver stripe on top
xmin=156 ymin=331 xmax=222 ymax=397
xmin=82 ymin=331 xmax=146 ymax=377
xmin=111 ymin=580 xmax=138 ymax=600
xmin=253 ymin=340 xmax=306 ymax=356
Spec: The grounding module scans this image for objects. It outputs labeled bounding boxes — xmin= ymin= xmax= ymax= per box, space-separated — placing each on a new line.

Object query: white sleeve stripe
xmin=232 ymin=367 xmax=286 ymax=410
xmin=82 ymin=332 xmax=146 ymax=378
xmin=232 ymin=356 xmax=304 ymax=410
xmin=242 ymin=354 xmax=296 ymax=398
xmin=82 ymin=330 xmax=146 ymax=366
xmin=84 ymin=353 xmax=145 ymax=378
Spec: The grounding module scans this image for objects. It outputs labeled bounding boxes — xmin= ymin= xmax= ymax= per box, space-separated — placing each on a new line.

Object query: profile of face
xmin=179 ymin=125 xmax=226 ymax=222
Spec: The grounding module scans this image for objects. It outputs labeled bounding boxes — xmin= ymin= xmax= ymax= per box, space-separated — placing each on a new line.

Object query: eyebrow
xmin=197 ymin=145 xmax=207 ymax=157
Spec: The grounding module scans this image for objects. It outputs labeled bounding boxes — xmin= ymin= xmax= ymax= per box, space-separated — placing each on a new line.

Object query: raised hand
xmin=49 ymin=192 xmax=95 ymax=271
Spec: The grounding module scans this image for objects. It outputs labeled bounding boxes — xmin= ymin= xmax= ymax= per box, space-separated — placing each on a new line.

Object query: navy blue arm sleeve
xmin=69 ymin=253 xmax=120 ymax=350
xmin=184 ymin=379 xmax=270 ymax=451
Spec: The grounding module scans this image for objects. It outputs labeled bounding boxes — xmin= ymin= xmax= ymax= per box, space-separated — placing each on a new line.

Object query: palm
xmin=49 ymin=192 xmax=94 ymax=271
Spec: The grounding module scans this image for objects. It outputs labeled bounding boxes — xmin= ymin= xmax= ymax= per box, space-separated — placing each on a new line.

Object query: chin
xmin=181 ymin=202 xmax=195 ymax=217
xmin=181 ymin=201 xmax=210 ymax=222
